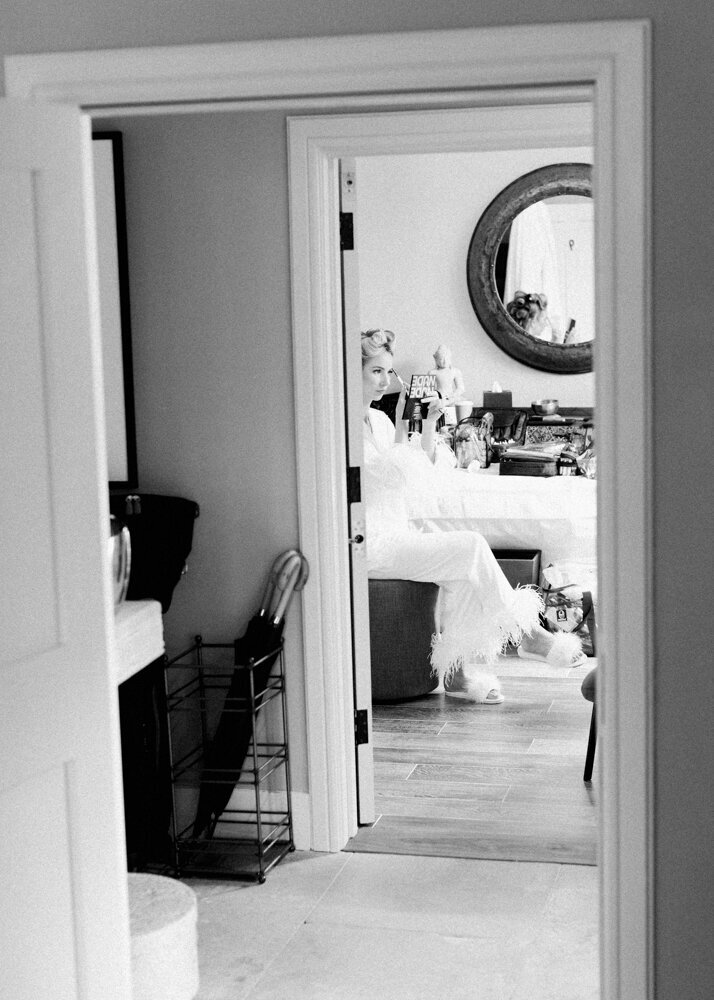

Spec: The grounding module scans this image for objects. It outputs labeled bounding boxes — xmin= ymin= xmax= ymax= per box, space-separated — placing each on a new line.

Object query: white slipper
xmin=518 ymin=630 xmax=586 ymax=668
xmin=445 ymin=687 xmax=504 ymax=704
xmin=444 ymin=671 xmax=504 ymax=704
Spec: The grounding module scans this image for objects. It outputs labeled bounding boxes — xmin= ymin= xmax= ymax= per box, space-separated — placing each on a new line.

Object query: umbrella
xmin=191 ymin=549 xmax=309 ymax=839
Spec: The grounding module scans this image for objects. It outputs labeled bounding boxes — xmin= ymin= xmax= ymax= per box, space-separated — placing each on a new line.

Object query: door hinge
xmin=354 ymin=709 xmax=369 ymax=746
xmin=340 ymin=211 xmax=354 ymax=250
xmin=347 ymin=465 xmax=361 ymax=504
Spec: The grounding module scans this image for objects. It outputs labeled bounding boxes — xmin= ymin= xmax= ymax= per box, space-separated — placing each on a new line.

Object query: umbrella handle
xmin=274 ymin=550 xmax=304 ymax=592
xmin=257 ymin=548 xmax=303 ymax=616
xmin=270 ymin=556 xmax=306 ymax=624
xmin=269 ymin=553 xmax=302 ymax=619
xmin=275 ymin=552 xmax=309 ymax=606
xmin=294 ymin=553 xmax=310 ymax=592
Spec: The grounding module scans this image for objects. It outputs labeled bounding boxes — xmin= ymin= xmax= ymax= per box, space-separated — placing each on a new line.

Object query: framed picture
xmin=92 ymin=131 xmax=138 ymax=490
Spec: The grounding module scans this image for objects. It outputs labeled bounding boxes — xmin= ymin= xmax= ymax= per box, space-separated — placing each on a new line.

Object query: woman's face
xmin=362 ymin=349 xmax=393 ymax=404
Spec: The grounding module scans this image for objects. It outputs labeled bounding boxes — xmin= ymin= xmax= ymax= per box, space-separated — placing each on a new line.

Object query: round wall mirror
xmin=466 ymin=163 xmax=593 ymax=374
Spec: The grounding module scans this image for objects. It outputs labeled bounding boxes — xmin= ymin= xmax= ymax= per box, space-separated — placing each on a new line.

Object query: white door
xmin=0 ymin=100 xmax=132 ymax=998
xmin=340 ymin=158 xmax=375 ymax=824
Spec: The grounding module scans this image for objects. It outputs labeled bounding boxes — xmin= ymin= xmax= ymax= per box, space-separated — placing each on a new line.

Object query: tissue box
xmin=483 ymin=390 xmax=512 ymax=409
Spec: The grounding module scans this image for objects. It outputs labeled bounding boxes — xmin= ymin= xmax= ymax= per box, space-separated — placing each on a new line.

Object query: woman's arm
xmin=393 ymin=384 xmax=409 ymax=443
xmin=420 ymin=395 xmax=445 ymax=462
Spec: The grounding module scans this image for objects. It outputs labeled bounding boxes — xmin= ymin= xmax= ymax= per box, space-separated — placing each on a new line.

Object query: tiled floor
xmin=189 ymin=849 xmax=599 ymax=999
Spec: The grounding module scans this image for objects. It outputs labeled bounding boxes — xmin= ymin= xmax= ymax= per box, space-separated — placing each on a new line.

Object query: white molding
xmin=590 ymin=29 xmax=654 ymax=999
xmin=288 ymin=791 xmax=312 ymax=851
xmin=288 ymin=99 xmax=596 ymax=854
xmin=3 ymin=21 xmax=652 ymax=999
xmin=8 ymin=23 xmax=639 ymax=108
xmin=291 ymin=101 xmax=594 ymax=155
xmin=85 ymin=86 xmax=592 ymax=121
xmin=288 ymin=133 xmax=358 ymax=851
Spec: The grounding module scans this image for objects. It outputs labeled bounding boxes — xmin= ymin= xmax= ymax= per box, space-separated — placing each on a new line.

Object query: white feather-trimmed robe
xmin=363 ymin=408 xmax=542 ymax=681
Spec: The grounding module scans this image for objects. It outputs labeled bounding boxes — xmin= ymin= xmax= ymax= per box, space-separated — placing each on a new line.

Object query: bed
xmin=407 ymin=466 xmax=598 ymax=596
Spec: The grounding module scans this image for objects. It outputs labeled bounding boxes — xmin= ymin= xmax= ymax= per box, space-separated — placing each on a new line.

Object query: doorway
xmin=324 ymin=118 xmax=598 ymax=863
xmin=7 ymin=22 xmax=652 ymax=1000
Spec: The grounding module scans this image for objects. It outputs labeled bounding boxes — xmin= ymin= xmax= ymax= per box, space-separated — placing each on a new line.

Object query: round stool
xmin=368 ymin=579 xmax=440 ymax=700
xmin=128 ymin=873 xmax=199 ymax=1000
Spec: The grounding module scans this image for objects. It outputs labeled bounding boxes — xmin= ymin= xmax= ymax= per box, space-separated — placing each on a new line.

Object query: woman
xmin=361 ymin=328 xmax=583 ymax=704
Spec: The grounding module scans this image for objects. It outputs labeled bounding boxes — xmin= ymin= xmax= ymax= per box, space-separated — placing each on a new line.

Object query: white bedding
xmin=408 ymin=469 xmax=598 ymax=594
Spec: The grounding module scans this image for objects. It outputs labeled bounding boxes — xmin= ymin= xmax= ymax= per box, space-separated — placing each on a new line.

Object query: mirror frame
xmin=92 ymin=131 xmax=139 ymax=490
xmin=466 ymin=162 xmax=593 ymax=374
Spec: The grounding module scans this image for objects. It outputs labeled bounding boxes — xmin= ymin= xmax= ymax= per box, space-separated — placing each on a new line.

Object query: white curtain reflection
xmin=504 ymin=201 xmax=566 ymax=341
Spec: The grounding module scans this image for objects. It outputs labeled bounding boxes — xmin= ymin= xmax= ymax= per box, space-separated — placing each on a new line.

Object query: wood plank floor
xmin=345 ymin=659 xmax=598 ymax=865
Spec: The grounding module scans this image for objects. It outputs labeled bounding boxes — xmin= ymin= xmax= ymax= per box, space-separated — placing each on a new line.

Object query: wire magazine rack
xmin=163 ymin=635 xmax=294 ymax=883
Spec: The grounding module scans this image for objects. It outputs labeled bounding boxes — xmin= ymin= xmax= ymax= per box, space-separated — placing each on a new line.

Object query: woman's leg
xmin=519 ymin=622 xmax=585 ymax=667
xmin=369 ymin=529 xmax=514 ymax=601
xmin=369 ymin=530 xmax=543 ymax=701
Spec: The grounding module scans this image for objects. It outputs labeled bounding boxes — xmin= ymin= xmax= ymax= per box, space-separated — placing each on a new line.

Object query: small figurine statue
xmin=429 ymin=345 xmax=466 ymax=405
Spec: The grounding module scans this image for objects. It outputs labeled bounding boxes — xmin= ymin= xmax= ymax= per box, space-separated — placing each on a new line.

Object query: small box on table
xmin=499 ymin=454 xmax=558 ymax=477
xmin=483 ymin=390 xmax=512 ymax=409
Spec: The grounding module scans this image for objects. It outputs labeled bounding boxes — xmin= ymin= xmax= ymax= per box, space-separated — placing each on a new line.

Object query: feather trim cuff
xmin=431 ymin=585 xmax=543 ymax=683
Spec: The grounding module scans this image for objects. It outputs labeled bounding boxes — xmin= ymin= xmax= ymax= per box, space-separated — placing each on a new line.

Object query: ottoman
xmin=368 ymin=579 xmax=440 ymax=701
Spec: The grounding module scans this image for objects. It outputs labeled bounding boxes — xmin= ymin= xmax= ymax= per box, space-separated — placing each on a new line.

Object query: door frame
xmin=6 ymin=21 xmax=652 ymax=1000
xmin=290 ymin=98 xmax=596 ymax=835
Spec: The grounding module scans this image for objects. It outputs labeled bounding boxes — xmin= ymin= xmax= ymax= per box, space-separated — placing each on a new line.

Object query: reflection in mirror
xmin=494 ymin=195 xmax=594 ymax=345
xmin=467 ymin=163 xmax=593 ymax=374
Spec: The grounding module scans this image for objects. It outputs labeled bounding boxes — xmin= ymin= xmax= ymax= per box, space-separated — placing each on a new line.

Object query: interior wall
xmin=108 ymin=111 xmax=308 ymax=792
xmin=356 ymin=146 xmax=594 ymax=407
xmin=2 ymin=4 xmax=713 ymax=997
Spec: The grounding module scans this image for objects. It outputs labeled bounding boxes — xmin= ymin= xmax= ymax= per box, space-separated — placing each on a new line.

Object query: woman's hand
xmin=422 ymin=393 xmax=446 ymax=424
xmin=419 ymin=393 xmax=445 ymax=464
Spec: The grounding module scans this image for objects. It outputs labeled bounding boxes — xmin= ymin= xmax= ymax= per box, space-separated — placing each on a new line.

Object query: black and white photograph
xmin=1 ymin=6 xmax=710 ymax=1000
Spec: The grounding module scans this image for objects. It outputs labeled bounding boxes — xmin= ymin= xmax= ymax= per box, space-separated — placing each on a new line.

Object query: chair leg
xmin=583 ymin=704 xmax=597 ymax=782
